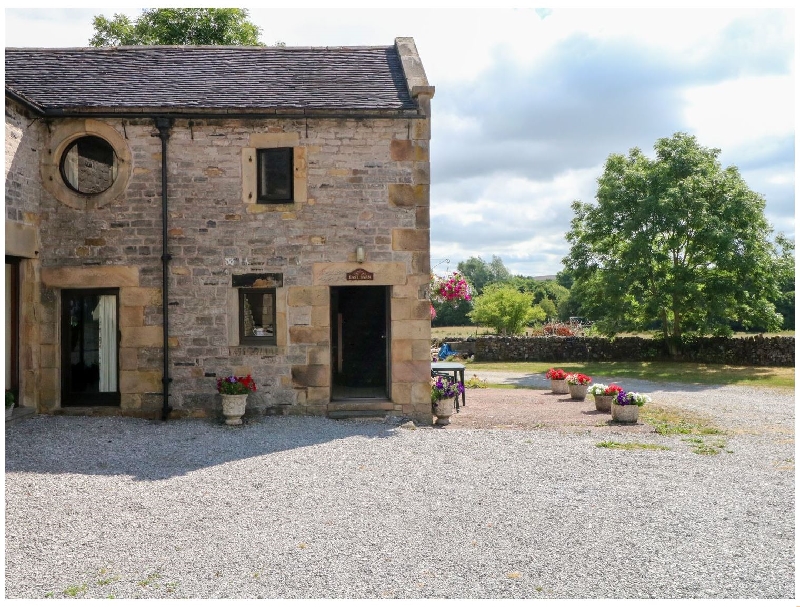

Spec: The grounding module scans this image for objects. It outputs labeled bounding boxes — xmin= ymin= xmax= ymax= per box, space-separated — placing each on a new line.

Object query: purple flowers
xmin=431 ymin=375 xmax=464 ymax=403
xmin=614 ymin=389 xmax=632 ymax=406
xmin=612 ymin=389 xmax=651 ymax=407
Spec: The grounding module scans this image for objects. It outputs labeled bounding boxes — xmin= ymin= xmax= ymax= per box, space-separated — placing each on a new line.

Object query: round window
xmin=59 ymin=135 xmax=118 ymax=195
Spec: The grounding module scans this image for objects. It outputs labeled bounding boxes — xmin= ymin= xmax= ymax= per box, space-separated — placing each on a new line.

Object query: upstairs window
xmin=257 ymin=148 xmax=293 ymax=203
xmin=60 ymin=135 xmax=118 ymax=195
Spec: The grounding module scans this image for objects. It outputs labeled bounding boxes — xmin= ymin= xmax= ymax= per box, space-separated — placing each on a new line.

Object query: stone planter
xmin=221 ymin=394 xmax=248 ymax=426
xmin=550 ymin=379 xmax=569 ymax=394
xmin=611 ymin=402 xmax=639 ymax=423
xmin=568 ymin=383 xmax=589 ymax=401
xmin=594 ymin=394 xmax=613 ymax=412
xmin=433 ymin=399 xmax=455 ymax=426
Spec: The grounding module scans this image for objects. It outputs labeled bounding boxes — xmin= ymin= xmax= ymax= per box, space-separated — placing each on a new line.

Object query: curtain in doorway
xmin=91 ymin=295 xmax=117 ymax=392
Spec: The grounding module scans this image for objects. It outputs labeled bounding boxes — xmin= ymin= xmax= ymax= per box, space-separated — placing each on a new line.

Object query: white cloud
xmin=682 ymin=75 xmax=794 ymax=151
xmin=4 ymin=7 xmax=794 ymax=277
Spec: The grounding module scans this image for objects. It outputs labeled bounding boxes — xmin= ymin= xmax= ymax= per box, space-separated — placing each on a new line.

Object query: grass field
xmin=464 ymin=360 xmax=795 ymax=390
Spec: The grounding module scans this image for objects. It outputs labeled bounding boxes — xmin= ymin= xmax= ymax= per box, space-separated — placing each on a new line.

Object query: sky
xmin=4 ymin=7 xmax=795 ymax=278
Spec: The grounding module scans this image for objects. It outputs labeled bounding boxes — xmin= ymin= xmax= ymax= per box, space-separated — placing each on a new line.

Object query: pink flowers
xmin=566 ymin=373 xmax=592 ymax=386
xmin=431 ymin=272 xmax=471 ymax=304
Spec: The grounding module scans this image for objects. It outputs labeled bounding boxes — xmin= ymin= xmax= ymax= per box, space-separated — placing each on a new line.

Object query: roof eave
xmin=5 ymin=88 xmax=46 ymax=115
xmin=16 ymin=105 xmax=423 ymax=120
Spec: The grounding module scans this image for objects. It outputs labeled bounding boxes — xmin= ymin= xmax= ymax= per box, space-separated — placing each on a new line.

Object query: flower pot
xmin=550 ymin=379 xmax=569 ymax=394
xmin=568 ymin=384 xmax=588 ymax=401
xmin=594 ymin=394 xmax=613 ymax=412
xmin=433 ymin=399 xmax=455 ymax=426
xmin=611 ymin=402 xmax=639 ymax=423
xmin=221 ymin=394 xmax=248 ymax=426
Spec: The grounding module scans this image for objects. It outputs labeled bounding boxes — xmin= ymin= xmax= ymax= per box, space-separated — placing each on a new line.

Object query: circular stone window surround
xmin=41 ymin=119 xmax=132 ymax=211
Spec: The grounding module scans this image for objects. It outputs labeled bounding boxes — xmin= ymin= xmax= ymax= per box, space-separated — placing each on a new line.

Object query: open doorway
xmin=5 ymin=257 xmax=19 ymax=407
xmin=330 ymin=286 xmax=389 ymax=399
xmin=61 ymin=289 xmax=120 ymax=406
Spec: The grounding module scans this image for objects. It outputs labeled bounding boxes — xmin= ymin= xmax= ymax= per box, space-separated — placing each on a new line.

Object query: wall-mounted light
xmin=356 ymin=245 xmax=365 ymax=264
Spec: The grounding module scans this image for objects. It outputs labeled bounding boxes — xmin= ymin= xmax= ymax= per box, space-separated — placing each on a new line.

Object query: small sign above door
xmin=346 ymin=268 xmax=374 ymax=281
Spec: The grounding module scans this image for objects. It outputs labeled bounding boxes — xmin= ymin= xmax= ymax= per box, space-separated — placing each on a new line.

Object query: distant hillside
xmin=530 ymin=275 xmax=557 ymax=281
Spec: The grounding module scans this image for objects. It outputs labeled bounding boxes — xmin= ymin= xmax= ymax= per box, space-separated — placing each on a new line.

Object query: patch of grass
xmin=641 ymin=404 xmax=722 ymax=436
xmin=432 ymin=326 xmax=496 ymax=339
xmin=484 ymin=382 xmax=543 ymax=390
xmin=138 ymin=572 xmax=161 ymax=588
xmin=682 ymin=436 xmax=731 ymax=455
xmin=465 ymin=360 xmax=794 ymax=390
xmin=596 ymin=440 xmax=670 ymax=451
xmin=640 ymin=405 xmax=732 ymax=455
xmin=96 ymin=567 xmax=118 ymax=587
xmin=63 ymin=584 xmax=87 ymax=598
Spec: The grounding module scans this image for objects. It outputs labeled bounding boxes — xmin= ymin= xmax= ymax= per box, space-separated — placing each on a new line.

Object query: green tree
xmin=563 ymin=132 xmax=783 ymax=353
xmin=489 ymin=255 xmax=511 ymax=283
xmin=431 ymin=298 xmax=473 ymax=327
xmin=90 ymin=9 xmax=263 ymax=46
xmin=468 ymin=284 xmax=543 ymax=335
xmin=504 ymin=276 xmax=568 ymax=322
xmin=773 ymin=234 xmax=795 ymax=330
xmin=457 ymin=255 xmax=511 ymax=295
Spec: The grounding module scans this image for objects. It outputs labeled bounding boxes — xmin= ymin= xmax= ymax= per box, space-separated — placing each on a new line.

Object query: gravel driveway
xmin=4 ymin=380 xmax=794 ymax=600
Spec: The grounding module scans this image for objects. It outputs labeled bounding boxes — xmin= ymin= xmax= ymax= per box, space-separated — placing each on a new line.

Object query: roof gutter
xmin=3 ymin=96 xmax=423 ymax=121
xmin=5 ymin=89 xmax=46 ymax=115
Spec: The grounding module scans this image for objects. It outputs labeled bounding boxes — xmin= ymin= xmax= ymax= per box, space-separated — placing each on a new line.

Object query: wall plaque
xmin=346 ymin=268 xmax=374 ymax=281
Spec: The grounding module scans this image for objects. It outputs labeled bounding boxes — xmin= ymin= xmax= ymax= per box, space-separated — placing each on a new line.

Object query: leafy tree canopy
xmin=563 ymin=132 xmax=783 ymax=351
xmin=457 ymin=255 xmax=510 ymax=294
xmin=431 ymin=298 xmax=473 ymax=328
xmin=90 ymin=9 xmax=264 ymax=46
xmin=468 ymin=284 xmax=544 ymax=335
xmin=772 ymin=233 xmax=795 ymax=330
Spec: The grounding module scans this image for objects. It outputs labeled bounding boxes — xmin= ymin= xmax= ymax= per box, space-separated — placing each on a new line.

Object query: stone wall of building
xmin=25 ymin=112 xmax=432 ymax=421
xmin=470 ymin=335 xmax=795 ymax=367
xmin=4 ymin=101 xmax=41 ymax=222
xmin=5 ymin=100 xmax=44 ymax=410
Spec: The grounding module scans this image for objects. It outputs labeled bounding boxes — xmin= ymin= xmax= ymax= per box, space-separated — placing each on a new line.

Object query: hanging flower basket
xmin=430 ymin=272 xmax=471 ymax=319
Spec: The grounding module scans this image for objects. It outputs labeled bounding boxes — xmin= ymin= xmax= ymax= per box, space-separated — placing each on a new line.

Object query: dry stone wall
xmin=469 ymin=335 xmax=795 ymax=367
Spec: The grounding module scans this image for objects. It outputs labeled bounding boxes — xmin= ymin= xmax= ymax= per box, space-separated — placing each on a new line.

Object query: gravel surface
xmin=476 ymin=371 xmax=795 ymax=434
xmin=4 ymin=381 xmax=795 ymax=600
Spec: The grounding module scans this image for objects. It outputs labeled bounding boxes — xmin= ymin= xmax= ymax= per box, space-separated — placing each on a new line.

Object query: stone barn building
xmin=5 ymin=38 xmax=434 ymax=423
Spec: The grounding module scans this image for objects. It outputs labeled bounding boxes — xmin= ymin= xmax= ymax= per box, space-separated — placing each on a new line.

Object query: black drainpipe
xmin=155 ymin=117 xmax=174 ymax=421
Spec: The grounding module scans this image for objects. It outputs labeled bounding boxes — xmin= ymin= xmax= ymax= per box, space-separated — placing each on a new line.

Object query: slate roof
xmin=4 ymin=45 xmax=419 ymax=116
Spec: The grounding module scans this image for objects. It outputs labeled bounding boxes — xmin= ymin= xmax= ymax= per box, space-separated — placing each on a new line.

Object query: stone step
xmin=327 ymin=400 xmax=395 ymax=413
xmin=327 ymin=410 xmax=390 ymax=420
